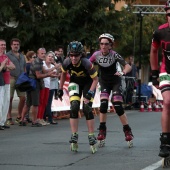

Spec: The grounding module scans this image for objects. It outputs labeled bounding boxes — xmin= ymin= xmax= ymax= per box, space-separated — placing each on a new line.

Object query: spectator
xmin=125 ymin=56 xmax=138 ymax=104
xmin=24 ymin=51 xmax=36 ymax=123
xmin=54 ymin=45 xmax=65 ymax=63
xmin=6 ymin=38 xmax=25 ymax=125
xmin=19 ymin=48 xmax=59 ymax=127
xmin=0 ymin=39 xmax=15 ymax=129
xmin=44 ymin=51 xmax=60 ymax=124
xmin=0 ymin=59 xmax=6 ymax=130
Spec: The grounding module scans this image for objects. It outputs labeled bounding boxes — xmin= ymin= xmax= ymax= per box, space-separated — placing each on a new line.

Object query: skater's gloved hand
xmin=151 ymin=70 xmax=159 ymax=86
xmin=114 ymin=71 xmax=125 ymax=77
xmin=57 ymin=89 xmax=63 ymax=98
xmin=85 ymin=90 xmax=94 ymax=100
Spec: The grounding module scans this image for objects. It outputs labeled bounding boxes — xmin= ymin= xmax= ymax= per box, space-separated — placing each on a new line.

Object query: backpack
xmin=15 ymin=72 xmax=36 ymax=92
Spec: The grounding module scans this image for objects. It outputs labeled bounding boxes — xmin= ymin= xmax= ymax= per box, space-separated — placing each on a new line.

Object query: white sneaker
xmin=39 ymin=119 xmax=47 ymax=126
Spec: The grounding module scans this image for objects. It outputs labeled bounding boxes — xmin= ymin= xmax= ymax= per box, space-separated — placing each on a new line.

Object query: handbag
xmin=15 ymin=72 xmax=36 ymax=92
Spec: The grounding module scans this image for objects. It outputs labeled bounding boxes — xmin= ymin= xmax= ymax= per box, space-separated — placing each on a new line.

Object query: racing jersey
xmin=152 ymin=23 xmax=170 ymax=73
xmin=61 ymin=57 xmax=97 ymax=86
xmin=89 ymin=50 xmax=127 ymax=84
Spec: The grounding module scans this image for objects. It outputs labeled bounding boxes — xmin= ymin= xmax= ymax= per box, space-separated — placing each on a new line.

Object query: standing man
xmin=0 ymin=39 xmax=15 ymax=129
xmin=125 ymin=56 xmax=138 ymax=105
xmin=150 ymin=0 xmax=170 ymax=158
xmin=19 ymin=48 xmax=58 ymax=127
xmin=6 ymin=38 xmax=26 ymax=125
xmin=54 ymin=45 xmax=65 ymax=64
xmin=89 ymin=33 xmax=133 ymax=148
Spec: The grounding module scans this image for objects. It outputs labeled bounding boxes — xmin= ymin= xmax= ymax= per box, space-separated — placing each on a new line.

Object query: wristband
xmin=151 ymin=70 xmax=159 ymax=78
xmin=88 ymin=90 xmax=94 ymax=95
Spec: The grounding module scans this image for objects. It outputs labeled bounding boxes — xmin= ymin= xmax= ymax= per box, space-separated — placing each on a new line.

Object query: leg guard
xmin=70 ymin=101 xmax=79 ymax=119
xmin=113 ymin=101 xmax=124 ymax=116
xmin=100 ymin=99 xmax=108 ymax=113
xmin=83 ymin=104 xmax=94 ymax=120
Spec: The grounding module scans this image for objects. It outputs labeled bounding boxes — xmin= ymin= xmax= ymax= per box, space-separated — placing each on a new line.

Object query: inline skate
xmin=123 ymin=126 xmax=133 ymax=148
xmin=69 ymin=133 xmax=78 ymax=152
xmin=97 ymin=128 xmax=106 ymax=148
xmin=159 ymin=133 xmax=170 ymax=168
xmin=88 ymin=134 xmax=97 ymax=154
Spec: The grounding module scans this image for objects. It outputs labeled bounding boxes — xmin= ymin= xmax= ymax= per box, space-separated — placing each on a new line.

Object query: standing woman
xmin=25 ymin=51 xmax=36 ymax=123
xmin=44 ymin=52 xmax=60 ymax=124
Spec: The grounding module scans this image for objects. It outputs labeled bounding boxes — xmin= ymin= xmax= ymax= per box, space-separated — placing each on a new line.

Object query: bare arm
xmin=0 ymin=59 xmax=8 ymax=72
xmin=123 ymin=64 xmax=132 ymax=75
xmin=6 ymin=61 xmax=15 ymax=70
xmin=150 ymin=45 xmax=159 ymax=70
xmin=42 ymin=63 xmax=61 ymax=73
xmin=59 ymin=72 xmax=67 ymax=89
xmin=89 ymin=76 xmax=98 ymax=92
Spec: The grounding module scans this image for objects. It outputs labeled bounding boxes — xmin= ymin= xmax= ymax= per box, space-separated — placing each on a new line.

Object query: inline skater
xmin=58 ymin=41 xmax=98 ymax=153
xmin=89 ymin=33 xmax=134 ymax=148
xmin=150 ymin=0 xmax=170 ymax=166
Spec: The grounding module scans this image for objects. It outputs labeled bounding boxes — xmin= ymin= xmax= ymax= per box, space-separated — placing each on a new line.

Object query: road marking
xmin=141 ymin=160 xmax=162 ymax=170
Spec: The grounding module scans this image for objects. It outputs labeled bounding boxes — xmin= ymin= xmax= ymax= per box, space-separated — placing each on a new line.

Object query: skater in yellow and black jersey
xmin=58 ymin=41 xmax=98 ymax=153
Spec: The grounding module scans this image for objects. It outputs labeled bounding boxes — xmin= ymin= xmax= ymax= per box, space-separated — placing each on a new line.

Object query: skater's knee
xmin=83 ymin=104 xmax=94 ymax=120
xmin=70 ymin=100 xmax=80 ymax=118
xmin=113 ymin=101 xmax=124 ymax=116
xmin=100 ymin=99 xmax=108 ymax=113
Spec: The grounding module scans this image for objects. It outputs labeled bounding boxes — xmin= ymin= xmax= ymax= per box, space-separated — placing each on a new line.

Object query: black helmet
xmin=67 ymin=41 xmax=84 ymax=55
xmin=99 ymin=33 xmax=114 ymax=44
xmin=165 ymin=0 xmax=170 ymax=11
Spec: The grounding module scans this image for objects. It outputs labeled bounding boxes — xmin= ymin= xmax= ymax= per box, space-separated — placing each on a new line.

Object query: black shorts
xmin=26 ymin=80 xmax=41 ymax=106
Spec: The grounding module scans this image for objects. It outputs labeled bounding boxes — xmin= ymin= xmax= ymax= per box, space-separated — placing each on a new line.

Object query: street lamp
xmin=137 ymin=11 xmax=144 ymax=102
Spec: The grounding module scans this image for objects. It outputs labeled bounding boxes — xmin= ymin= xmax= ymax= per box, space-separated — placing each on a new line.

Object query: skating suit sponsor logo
xmin=70 ymin=70 xmax=85 ymax=77
xmin=96 ymin=54 xmax=115 ymax=67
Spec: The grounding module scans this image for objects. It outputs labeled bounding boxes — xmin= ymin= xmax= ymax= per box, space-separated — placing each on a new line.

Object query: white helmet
xmin=99 ymin=33 xmax=114 ymax=44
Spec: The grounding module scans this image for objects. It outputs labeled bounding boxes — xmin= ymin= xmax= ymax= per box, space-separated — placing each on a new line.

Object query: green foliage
xmin=0 ymin=0 xmax=165 ymax=62
xmin=115 ymin=6 xmax=166 ymax=64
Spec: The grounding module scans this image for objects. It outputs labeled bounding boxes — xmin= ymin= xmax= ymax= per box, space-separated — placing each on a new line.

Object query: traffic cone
xmin=140 ymin=101 xmax=144 ymax=112
xmin=147 ymin=100 xmax=152 ymax=112
xmin=155 ymin=101 xmax=160 ymax=112
xmin=158 ymin=100 xmax=163 ymax=112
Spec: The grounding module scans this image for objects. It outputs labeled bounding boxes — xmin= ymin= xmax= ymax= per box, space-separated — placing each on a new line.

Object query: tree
xmin=0 ymin=0 xmax=135 ymax=53
xmin=115 ymin=6 xmax=165 ymax=64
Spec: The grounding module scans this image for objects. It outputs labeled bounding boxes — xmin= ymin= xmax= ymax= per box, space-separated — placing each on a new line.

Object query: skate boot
xmin=97 ymin=127 xmax=106 ymax=148
xmin=159 ymin=133 xmax=170 ymax=168
xmin=123 ymin=126 xmax=134 ymax=148
xmin=69 ymin=133 xmax=78 ymax=152
xmin=88 ymin=133 xmax=97 ymax=154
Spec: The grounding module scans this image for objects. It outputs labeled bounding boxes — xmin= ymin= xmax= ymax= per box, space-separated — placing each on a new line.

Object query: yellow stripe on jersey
xmin=90 ymin=71 xmax=98 ymax=79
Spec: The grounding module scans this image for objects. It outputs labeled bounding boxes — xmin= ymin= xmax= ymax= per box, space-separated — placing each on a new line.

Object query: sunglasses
xmin=32 ymin=56 xmax=37 ymax=59
xmin=100 ymin=42 xmax=110 ymax=46
xmin=167 ymin=13 xmax=170 ymax=17
xmin=69 ymin=53 xmax=80 ymax=57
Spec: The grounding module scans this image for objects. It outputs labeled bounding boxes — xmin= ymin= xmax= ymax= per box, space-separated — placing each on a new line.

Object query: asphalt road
xmin=0 ymin=103 xmax=166 ymax=170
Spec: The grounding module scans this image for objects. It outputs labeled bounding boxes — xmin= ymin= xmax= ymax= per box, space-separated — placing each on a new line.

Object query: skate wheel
xmin=127 ymin=140 xmax=133 ymax=148
xmin=162 ymin=156 xmax=170 ymax=168
xmin=70 ymin=143 xmax=78 ymax=152
xmin=90 ymin=145 xmax=97 ymax=154
xmin=98 ymin=140 xmax=105 ymax=148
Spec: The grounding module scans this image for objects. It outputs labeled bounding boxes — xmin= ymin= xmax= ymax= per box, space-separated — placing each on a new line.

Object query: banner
xmin=52 ymin=82 xmax=113 ymax=112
